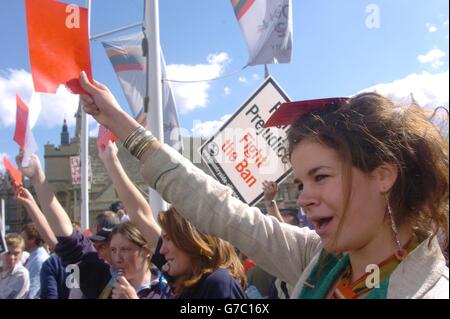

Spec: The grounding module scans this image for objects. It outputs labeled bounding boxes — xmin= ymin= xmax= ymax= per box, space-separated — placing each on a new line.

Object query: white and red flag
xmin=14 ymin=95 xmax=38 ymax=167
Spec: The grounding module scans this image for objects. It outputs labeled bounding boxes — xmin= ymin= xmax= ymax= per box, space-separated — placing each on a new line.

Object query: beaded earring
xmin=386 ymin=201 xmax=407 ymax=260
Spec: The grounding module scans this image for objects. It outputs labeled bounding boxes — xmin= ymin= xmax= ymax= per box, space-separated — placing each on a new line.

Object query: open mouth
xmin=312 ymin=216 xmax=334 ymax=234
xmin=318 ymin=217 xmax=333 ymax=229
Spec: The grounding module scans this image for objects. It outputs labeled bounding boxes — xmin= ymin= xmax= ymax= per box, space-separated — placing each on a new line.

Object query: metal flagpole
xmin=80 ymin=0 xmax=92 ymax=231
xmin=1 ymin=198 xmax=5 ymax=234
xmin=143 ymin=0 xmax=167 ymax=218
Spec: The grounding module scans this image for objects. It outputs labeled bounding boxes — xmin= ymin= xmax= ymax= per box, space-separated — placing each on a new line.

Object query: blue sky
xmin=0 ymin=0 xmax=449 ymax=173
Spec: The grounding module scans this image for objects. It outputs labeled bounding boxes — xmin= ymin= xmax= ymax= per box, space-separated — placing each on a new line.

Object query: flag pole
xmin=80 ymin=0 xmax=92 ymax=231
xmin=143 ymin=0 xmax=167 ymax=218
xmin=1 ymin=198 xmax=5 ymax=234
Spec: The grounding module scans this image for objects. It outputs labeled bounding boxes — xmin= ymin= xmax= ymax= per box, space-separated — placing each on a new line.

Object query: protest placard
xmin=200 ymin=76 xmax=292 ymax=205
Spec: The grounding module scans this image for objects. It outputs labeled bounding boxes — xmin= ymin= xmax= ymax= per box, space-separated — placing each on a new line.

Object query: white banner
xmin=70 ymin=155 xmax=91 ymax=188
xmin=232 ymin=0 xmax=293 ymax=66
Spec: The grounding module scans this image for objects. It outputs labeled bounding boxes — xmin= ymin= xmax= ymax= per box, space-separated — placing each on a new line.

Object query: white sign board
xmin=200 ymin=76 xmax=292 ymax=206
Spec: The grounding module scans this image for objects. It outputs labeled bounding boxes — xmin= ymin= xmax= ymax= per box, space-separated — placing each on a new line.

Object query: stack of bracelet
xmin=123 ymin=126 xmax=157 ymax=160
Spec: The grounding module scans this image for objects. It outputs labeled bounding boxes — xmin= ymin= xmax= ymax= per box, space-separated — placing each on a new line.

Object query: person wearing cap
xmin=110 ymin=201 xmax=130 ymax=223
xmin=88 ymin=211 xmax=120 ymax=262
xmin=80 ymin=74 xmax=448 ymax=299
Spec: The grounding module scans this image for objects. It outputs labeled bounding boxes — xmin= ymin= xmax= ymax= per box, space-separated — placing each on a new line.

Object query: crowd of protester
xmin=0 ymin=73 xmax=448 ymax=299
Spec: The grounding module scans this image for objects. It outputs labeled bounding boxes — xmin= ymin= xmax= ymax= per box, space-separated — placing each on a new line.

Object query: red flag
xmin=25 ymin=0 xmax=92 ymax=94
xmin=97 ymin=125 xmax=118 ymax=149
xmin=3 ymin=157 xmax=23 ymax=189
xmin=14 ymin=95 xmax=29 ymax=149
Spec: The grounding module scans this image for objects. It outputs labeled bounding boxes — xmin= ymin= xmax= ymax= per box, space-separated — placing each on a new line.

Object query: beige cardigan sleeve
xmin=141 ymin=144 xmax=322 ymax=285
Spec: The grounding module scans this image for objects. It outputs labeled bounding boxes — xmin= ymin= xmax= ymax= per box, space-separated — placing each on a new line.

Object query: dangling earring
xmin=386 ymin=201 xmax=407 ymax=260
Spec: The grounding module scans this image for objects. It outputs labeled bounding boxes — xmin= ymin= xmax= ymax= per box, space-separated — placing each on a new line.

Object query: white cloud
xmin=207 ymin=52 xmax=230 ymax=64
xmin=0 ymin=69 xmax=80 ymax=129
xmin=89 ymin=124 xmax=99 ymax=137
xmin=0 ymin=69 xmax=33 ymax=128
xmin=38 ymin=87 xmax=80 ymax=128
xmin=238 ymin=76 xmax=248 ymax=83
xmin=358 ymin=70 xmax=449 ymax=110
xmin=223 ymin=86 xmax=231 ymax=95
xmin=417 ymin=49 xmax=446 ymax=69
xmin=192 ymin=114 xmax=232 ymax=138
xmin=239 ymin=73 xmax=260 ymax=84
xmin=358 ymin=70 xmax=449 ymax=137
xmin=166 ymin=52 xmax=230 ymax=114
xmin=426 ymin=23 xmax=438 ymax=32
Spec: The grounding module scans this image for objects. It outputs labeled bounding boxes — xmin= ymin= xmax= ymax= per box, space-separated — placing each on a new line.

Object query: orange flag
xmin=3 ymin=157 xmax=23 ymax=189
xmin=25 ymin=0 xmax=92 ymax=94
xmin=14 ymin=95 xmax=29 ymax=149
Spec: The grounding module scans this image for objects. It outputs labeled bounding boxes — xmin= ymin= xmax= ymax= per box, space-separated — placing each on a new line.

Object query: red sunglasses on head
xmin=264 ymin=97 xmax=349 ymax=128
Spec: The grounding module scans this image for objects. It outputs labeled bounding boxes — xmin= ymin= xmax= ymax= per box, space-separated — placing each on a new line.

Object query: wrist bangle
xmin=129 ymin=130 xmax=152 ymax=155
xmin=123 ymin=126 xmax=157 ymax=160
xmin=123 ymin=126 xmax=146 ymax=150
xmin=123 ymin=126 xmax=158 ymax=160
xmin=135 ymin=135 xmax=157 ymax=160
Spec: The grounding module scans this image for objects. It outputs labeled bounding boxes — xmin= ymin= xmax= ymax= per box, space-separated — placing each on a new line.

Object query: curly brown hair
xmin=287 ymin=92 xmax=449 ymax=247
